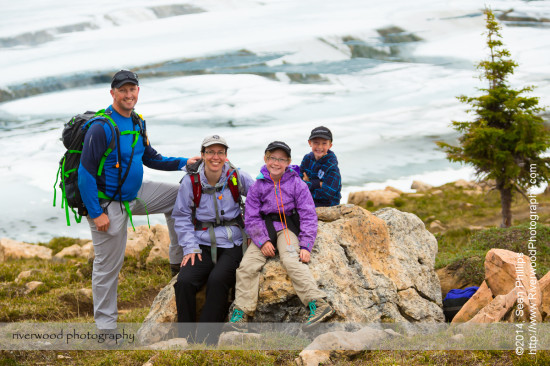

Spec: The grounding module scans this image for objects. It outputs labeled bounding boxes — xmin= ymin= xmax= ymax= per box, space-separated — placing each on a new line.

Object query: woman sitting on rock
xmin=172 ymin=135 xmax=253 ymax=343
xmin=228 ymin=141 xmax=334 ymax=331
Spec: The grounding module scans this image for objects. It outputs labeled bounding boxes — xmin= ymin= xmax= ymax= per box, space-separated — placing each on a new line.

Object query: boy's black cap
xmin=111 ymin=70 xmax=139 ymax=89
xmin=265 ymin=141 xmax=291 ymax=157
xmin=309 ymin=126 xmax=332 ymax=141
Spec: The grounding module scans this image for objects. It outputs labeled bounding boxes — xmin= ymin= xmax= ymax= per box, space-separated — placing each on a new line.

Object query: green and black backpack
xmin=54 ymin=109 xmax=149 ymax=226
xmin=53 ymin=110 xmax=119 ymax=226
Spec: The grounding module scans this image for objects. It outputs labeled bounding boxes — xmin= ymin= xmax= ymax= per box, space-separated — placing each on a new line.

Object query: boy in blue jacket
xmin=300 ymin=126 xmax=342 ymax=207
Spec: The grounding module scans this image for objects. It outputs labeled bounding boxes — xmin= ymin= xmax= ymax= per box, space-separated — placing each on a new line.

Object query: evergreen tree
xmin=437 ymin=9 xmax=550 ymax=227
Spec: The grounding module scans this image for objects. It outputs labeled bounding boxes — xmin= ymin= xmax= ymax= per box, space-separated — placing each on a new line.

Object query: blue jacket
xmin=299 ymin=150 xmax=342 ymax=207
xmin=78 ymin=106 xmax=187 ymax=218
xmin=172 ymin=162 xmax=254 ymax=256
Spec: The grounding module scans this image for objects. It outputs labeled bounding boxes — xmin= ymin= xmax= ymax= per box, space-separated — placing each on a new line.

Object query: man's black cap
xmin=111 ymin=70 xmax=139 ymax=89
xmin=308 ymin=126 xmax=333 ymax=141
xmin=265 ymin=141 xmax=291 ymax=157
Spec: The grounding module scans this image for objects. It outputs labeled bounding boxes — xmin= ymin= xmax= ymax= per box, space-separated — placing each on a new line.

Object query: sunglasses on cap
xmin=111 ymin=70 xmax=139 ymax=88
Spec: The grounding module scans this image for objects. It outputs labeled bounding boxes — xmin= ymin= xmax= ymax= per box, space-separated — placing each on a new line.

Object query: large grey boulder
xmin=138 ymin=205 xmax=444 ymax=343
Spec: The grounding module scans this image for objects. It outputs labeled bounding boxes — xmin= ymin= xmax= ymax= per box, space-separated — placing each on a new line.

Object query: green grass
xmin=2 ymin=182 xmax=549 ymax=364
xmin=0 ymin=254 xmax=171 ymax=322
xmin=3 ymin=350 xmax=549 ymax=365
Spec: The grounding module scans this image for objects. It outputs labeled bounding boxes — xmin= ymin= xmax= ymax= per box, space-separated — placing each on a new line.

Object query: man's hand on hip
xmin=94 ymin=213 xmax=110 ymax=232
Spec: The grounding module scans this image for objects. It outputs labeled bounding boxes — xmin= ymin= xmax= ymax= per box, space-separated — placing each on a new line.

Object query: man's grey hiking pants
xmin=86 ymin=180 xmax=181 ymax=330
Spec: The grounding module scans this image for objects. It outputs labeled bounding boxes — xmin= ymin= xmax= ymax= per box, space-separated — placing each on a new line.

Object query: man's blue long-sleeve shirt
xmin=78 ymin=106 xmax=187 ymax=218
xmin=299 ymin=150 xmax=342 ymax=207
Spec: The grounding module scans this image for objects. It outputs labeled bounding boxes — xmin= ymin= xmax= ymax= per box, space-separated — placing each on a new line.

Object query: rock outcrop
xmin=138 ymin=205 xmax=444 ymax=343
xmin=451 ymin=248 xmax=545 ymax=324
xmin=540 ymin=272 xmax=550 ymax=320
xmin=0 ymin=238 xmax=52 ymax=261
xmin=451 ymin=281 xmax=493 ymax=323
xmin=347 ymin=187 xmax=401 ymax=207
xmin=411 ymin=180 xmax=432 ymax=192
xmin=124 ymin=224 xmax=170 ymax=263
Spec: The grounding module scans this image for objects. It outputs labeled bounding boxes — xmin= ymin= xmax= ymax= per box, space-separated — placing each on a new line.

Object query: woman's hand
xmin=181 ymin=253 xmax=202 ymax=266
xmin=260 ymin=241 xmax=276 ymax=257
xmin=302 ymin=172 xmax=310 ymax=182
xmin=299 ymin=249 xmax=310 ymax=263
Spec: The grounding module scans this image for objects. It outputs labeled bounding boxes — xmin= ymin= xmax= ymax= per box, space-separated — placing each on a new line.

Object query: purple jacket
xmin=245 ymin=165 xmax=318 ymax=252
xmin=172 ymin=161 xmax=254 ymax=256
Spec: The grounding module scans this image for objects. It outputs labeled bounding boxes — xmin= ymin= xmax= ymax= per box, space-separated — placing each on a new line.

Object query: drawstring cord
xmin=272 ymin=178 xmax=292 ymax=247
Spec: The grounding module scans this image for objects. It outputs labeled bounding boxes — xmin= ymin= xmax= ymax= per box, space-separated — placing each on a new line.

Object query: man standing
xmin=78 ymin=70 xmax=196 ymax=331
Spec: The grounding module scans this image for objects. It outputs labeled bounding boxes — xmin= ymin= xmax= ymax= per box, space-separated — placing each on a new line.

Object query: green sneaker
xmin=226 ymin=307 xmax=249 ymax=332
xmin=303 ymin=299 xmax=334 ymax=331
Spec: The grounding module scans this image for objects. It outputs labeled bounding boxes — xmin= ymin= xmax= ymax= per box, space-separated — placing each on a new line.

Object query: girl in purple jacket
xmin=228 ymin=141 xmax=334 ymax=331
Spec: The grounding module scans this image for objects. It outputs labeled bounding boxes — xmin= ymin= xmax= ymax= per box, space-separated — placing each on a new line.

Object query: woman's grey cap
xmin=265 ymin=141 xmax=291 ymax=157
xmin=201 ymin=135 xmax=229 ymax=149
xmin=308 ymin=126 xmax=333 ymax=141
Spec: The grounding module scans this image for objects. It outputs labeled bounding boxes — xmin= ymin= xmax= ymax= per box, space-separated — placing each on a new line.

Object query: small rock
xmin=218 ymin=331 xmax=261 ymax=347
xmin=296 ymin=327 xmax=390 ymax=365
xmin=24 ymin=281 xmax=44 ymax=295
xmin=454 ymin=179 xmax=475 ymax=189
xmin=384 ymin=186 xmax=403 ymax=194
xmin=145 ymin=337 xmax=188 ymax=350
xmin=407 ymin=193 xmax=425 ymax=198
xmin=384 ymin=329 xmax=403 ymax=337
xmin=15 ymin=269 xmax=42 ymax=284
xmin=450 ymin=334 xmax=465 ymax=342
xmin=467 ymin=226 xmax=483 ymax=231
xmin=55 ymin=244 xmax=82 ymax=258
xmin=411 ymin=180 xmax=433 ymax=192
xmin=81 ymin=242 xmax=94 ymax=259
xmin=431 ymin=190 xmax=443 ymax=196
xmin=429 ymin=220 xmax=446 ymax=232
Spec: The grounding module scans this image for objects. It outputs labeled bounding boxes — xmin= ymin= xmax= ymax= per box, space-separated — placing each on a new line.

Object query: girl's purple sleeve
xmin=244 ymin=182 xmax=270 ymax=248
xmin=294 ymin=179 xmax=318 ymax=251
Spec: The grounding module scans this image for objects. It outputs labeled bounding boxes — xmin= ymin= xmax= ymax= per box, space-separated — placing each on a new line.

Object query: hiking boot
xmin=226 ymin=308 xmax=249 ymax=333
xmin=303 ymin=299 xmax=334 ymax=331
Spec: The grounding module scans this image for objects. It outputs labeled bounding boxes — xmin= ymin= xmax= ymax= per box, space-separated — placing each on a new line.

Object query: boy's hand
xmin=261 ymin=241 xmax=276 ymax=257
xmin=299 ymin=249 xmax=310 ymax=263
xmin=303 ymin=172 xmax=310 ymax=182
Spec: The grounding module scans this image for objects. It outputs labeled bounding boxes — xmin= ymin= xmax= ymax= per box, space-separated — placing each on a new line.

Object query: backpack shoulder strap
xmin=226 ymin=160 xmax=245 ymax=202
xmin=189 ymin=173 xmax=202 ymax=208
xmin=188 ymin=172 xmax=202 ymax=226
xmin=92 ymin=109 xmax=120 ymax=176
xmin=131 ymin=110 xmax=149 ymax=146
